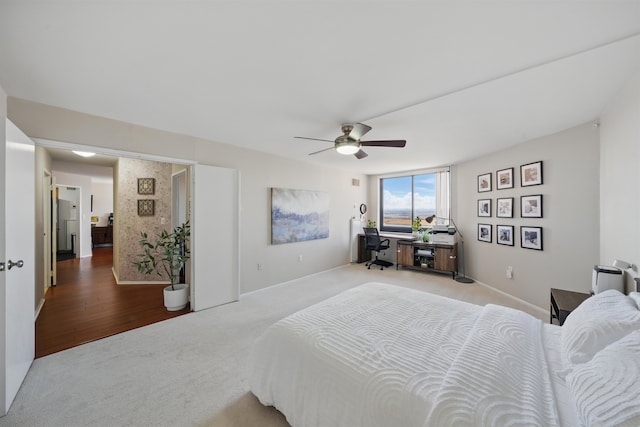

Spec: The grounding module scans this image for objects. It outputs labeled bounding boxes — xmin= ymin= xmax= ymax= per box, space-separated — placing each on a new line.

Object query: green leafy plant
xmin=133 ymin=221 xmax=191 ymax=290
xmin=366 ymin=219 xmax=377 ymax=228
xmin=412 ymin=216 xmax=422 ymax=232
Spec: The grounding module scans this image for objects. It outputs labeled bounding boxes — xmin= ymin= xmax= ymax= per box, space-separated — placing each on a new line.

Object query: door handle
xmin=7 ymin=260 xmax=24 ymax=270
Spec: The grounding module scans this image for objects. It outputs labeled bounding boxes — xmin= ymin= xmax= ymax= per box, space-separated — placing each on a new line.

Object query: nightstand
xmin=550 ymin=288 xmax=590 ymax=325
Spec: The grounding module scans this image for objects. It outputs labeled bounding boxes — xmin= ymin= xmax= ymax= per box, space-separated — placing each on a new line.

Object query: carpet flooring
xmin=1 ymin=264 xmax=546 ymax=426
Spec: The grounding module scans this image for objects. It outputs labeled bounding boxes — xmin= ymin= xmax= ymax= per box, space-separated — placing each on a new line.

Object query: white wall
xmin=600 ymin=72 xmax=640 ymax=292
xmin=9 ymin=98 xmax=368 ymax=295
xmin=455 ymin=123 xmax=601 ymax=309
xmin=91 ymin=181 xmax=113 ymax=226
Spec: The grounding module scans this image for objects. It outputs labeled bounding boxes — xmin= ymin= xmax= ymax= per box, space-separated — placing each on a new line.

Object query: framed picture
xmin=138 ymin=178 xmax=155 ymax=195
xmin=496 ymin=197 xmax=513 ymax=218
xmin=521 ymin=194 xmax=543 ymax=218
xmin=520 ymin=161 xmax=543 ymax=187
xmin=477 ymin=173 xmax=492 ymax=192
xmin=497 ymin=225 xmax=514 ymax=246
xmin=271 ymin=188 xmax=330 ymax=244
xmin=478 ymin=223 xmax=492 ymax=243
xmin=496 ymin=167 xmax=514 ymax=190
xmin=477 ymin=199 xmax=492 ymax=217
xmin=138 ymin=199 xmax=155 ymax=216
xmin=521 ymin=226 xmax=543 ymax=250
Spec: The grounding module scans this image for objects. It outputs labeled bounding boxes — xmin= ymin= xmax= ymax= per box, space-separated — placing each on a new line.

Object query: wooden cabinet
xmin=396 ymin=240 xmax=457 ymax=279
xmin=397 ymin=241 xmax=415 ymax=267
xmin=91 ymin=226 xmax=113 ymax=247
xmin=434 ymin=246 xmax=457 ymax=273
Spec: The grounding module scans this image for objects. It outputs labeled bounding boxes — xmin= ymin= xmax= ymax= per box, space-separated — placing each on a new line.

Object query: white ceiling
xmin=1 ymin=1 xmax=639 ymax=175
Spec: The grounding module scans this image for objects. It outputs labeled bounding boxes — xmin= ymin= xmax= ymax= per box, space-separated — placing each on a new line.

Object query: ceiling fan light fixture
xmin=335 ymin=141 xmax=360 ymax=155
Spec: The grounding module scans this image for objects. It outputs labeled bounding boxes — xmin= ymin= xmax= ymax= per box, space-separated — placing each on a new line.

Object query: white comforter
xmin=248 ymin=282 xmax=560 ymax=427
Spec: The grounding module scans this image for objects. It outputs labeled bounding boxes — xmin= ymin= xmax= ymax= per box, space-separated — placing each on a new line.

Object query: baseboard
xmin=35 ymin=298 xmax=46 ymax=320
xmin=240 ymin=264 xmax=351 ymax=298
xmin=473 ymin=278 xmax=548 ymax=320
xmin=111 ymin=267 xmax=169 ymax=286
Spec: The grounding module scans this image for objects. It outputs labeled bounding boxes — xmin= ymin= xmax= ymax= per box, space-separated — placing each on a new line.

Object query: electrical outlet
xmin=506 ymin=266 xmax=513 ymax=279
xmin=257 ymin=263 xmax=263 ymax=270
xmin=160 ymin=217 xmax=166 ymax=225
xmin=298 ymin=255 xmax=303 ymax=262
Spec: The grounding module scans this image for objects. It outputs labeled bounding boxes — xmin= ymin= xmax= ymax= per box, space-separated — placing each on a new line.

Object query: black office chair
xmin=363 ymin=227 xmax=393 ymax=270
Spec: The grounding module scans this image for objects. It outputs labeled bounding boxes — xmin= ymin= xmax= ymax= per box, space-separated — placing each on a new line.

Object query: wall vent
xmin=352 ymin=178 xmax=360 ymax=187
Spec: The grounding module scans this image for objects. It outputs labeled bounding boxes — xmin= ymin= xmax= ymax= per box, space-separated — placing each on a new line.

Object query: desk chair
xmin=363 ymin=227 xmax=393 ymax=270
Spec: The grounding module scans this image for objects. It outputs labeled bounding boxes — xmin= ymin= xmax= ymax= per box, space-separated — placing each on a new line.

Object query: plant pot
xmin=163 ymin=283 xmax=189 ymax=311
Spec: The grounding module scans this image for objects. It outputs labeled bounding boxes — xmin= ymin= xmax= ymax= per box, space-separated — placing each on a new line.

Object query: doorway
xmin=55 ymin=185 xmax=80 ymax=261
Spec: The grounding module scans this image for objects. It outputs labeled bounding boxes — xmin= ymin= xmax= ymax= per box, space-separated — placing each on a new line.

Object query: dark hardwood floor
xmin=35 ymin=246 xmax=189 ymax=358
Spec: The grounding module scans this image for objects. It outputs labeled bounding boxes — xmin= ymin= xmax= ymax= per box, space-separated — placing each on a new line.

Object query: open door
xmin=191 ymin=164 xmax=239 ymax=311
xmin=1 ymin=119 xmax=35 ymax=414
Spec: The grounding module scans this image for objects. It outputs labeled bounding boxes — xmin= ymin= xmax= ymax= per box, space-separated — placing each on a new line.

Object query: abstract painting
xmin=271 ymin=188 xmax=329 ymax=244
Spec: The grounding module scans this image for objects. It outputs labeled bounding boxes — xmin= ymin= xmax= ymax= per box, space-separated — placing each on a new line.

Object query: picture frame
xmin=497 ymin=225 xmax=514 ymax=246
xmin=137 ymin=199 xmax=155 ymax=216
xmin=478 ymin=223 xmax=492 ymax=243
xmin=520 ymin=161 xmax=543 ymax=187
xmin=477 ymin=199 xmax=492 ymax=217
xmin=496 ymin=167 xmax=514 ymax=190
xmin=477 ymin=173 xmax=492 ymax=192
xmin=521 ymin=194 xmax=543 ymax=218
xmin=496 ymin=197 xmax=514 ymax=218
xmin=271 ymin=188 xmax=330 ymax=244
xmin=521 ymin=226 xmax=543 ymax=250
xmin=138 ymin=177 xmax=155 ymax=195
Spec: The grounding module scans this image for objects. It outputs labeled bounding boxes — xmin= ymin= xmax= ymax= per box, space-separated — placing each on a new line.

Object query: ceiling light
xmin=72 ymin=150 xmax=96 ymax=158
xmin=335 ymin=142 xmax=360 ymax=155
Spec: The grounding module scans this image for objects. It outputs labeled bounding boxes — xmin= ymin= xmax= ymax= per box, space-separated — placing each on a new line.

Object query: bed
xmin=248 ymin=282 xmax=640 ymax=427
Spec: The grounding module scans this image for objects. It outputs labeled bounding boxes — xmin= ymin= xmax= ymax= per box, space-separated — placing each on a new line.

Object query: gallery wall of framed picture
xmin=475 ymin=161 xmax=545 ymax=250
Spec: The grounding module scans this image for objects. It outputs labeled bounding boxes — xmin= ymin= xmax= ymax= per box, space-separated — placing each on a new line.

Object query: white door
xmin=192 ymin=164 xmax=239 ymax=311
xmin=2 ymin=119 xmax=35 ymax=414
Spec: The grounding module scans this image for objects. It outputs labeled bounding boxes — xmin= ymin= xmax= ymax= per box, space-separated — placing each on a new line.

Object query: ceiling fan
xmin=294 ymin=123 xmax=406 ymax=159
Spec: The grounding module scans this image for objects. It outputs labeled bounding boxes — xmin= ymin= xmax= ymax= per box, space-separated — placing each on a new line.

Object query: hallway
xmin=35 ymin=247 xmax=190 ymax=358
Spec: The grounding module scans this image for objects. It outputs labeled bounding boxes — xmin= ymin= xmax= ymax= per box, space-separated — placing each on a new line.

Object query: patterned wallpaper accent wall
xmin=117 ymin=157 xmax=172 ymax=282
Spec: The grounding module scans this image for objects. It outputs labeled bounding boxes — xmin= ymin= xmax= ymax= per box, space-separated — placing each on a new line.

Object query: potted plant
xmin=412 ymin=216 xmax=422 ymax=238
xmin=133 ymin=221 xmax=191 ymax=311
xmin=366 ymin=219 xmax=377 ymax=228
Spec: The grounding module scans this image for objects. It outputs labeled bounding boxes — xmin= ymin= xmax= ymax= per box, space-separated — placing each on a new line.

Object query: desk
xmin=356 ymin=234 xmax=457 ymax=279
xmin=396 ymin=239 xmax=457 ymax=279
xmin=550 ymin=288 xmax=590 ymax=325
xmin=356 ymin=232 xmax=409 ymax=264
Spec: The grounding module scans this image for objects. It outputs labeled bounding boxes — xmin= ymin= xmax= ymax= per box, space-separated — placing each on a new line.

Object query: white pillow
xmin=561 ymin=289 xmax=640 ymax=364
xmin=566 ymin=330 xmax=640 ymax=427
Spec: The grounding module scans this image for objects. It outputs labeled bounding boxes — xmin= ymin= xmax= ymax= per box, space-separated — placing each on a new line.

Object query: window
xmin=380 ymin=169 xmax=450 ymax=232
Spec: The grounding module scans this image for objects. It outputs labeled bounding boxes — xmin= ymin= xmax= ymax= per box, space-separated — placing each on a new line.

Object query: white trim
xmin=240 ymin=264 xmax=350 ymax=298
xmin=374 ymin=165 xmax=451 ymax=180
xmin=474 ymin=278 xmax=548 ymax=320
xmin=34 ymin=298 xmax=45 ymax=321
xmin=33 ymin=138 xmax=196 ymax=166
xmin=111 ymin=267 xmax=169 ymax=286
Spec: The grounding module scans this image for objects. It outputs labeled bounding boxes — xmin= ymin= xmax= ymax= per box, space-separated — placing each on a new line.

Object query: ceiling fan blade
xmin=294 ymin=136 xmax=335 ymax=143
xmin=360 ymin=139 xmax=406 ymax=148
xmin=347 ymin=123 xmax=372 ymax=140
xmin=354 ymin=149 xmax=368 ymax=159
xmin=308 ymin=146 xmax=335 ymax=156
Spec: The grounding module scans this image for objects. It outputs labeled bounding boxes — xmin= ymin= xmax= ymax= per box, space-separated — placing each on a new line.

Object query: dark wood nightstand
xmin=550 ymin=288 xmax=590 ymax=325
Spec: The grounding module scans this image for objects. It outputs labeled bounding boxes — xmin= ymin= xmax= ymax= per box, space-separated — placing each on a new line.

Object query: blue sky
xmin=383 ymin=174 xmax=436 ymax=210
